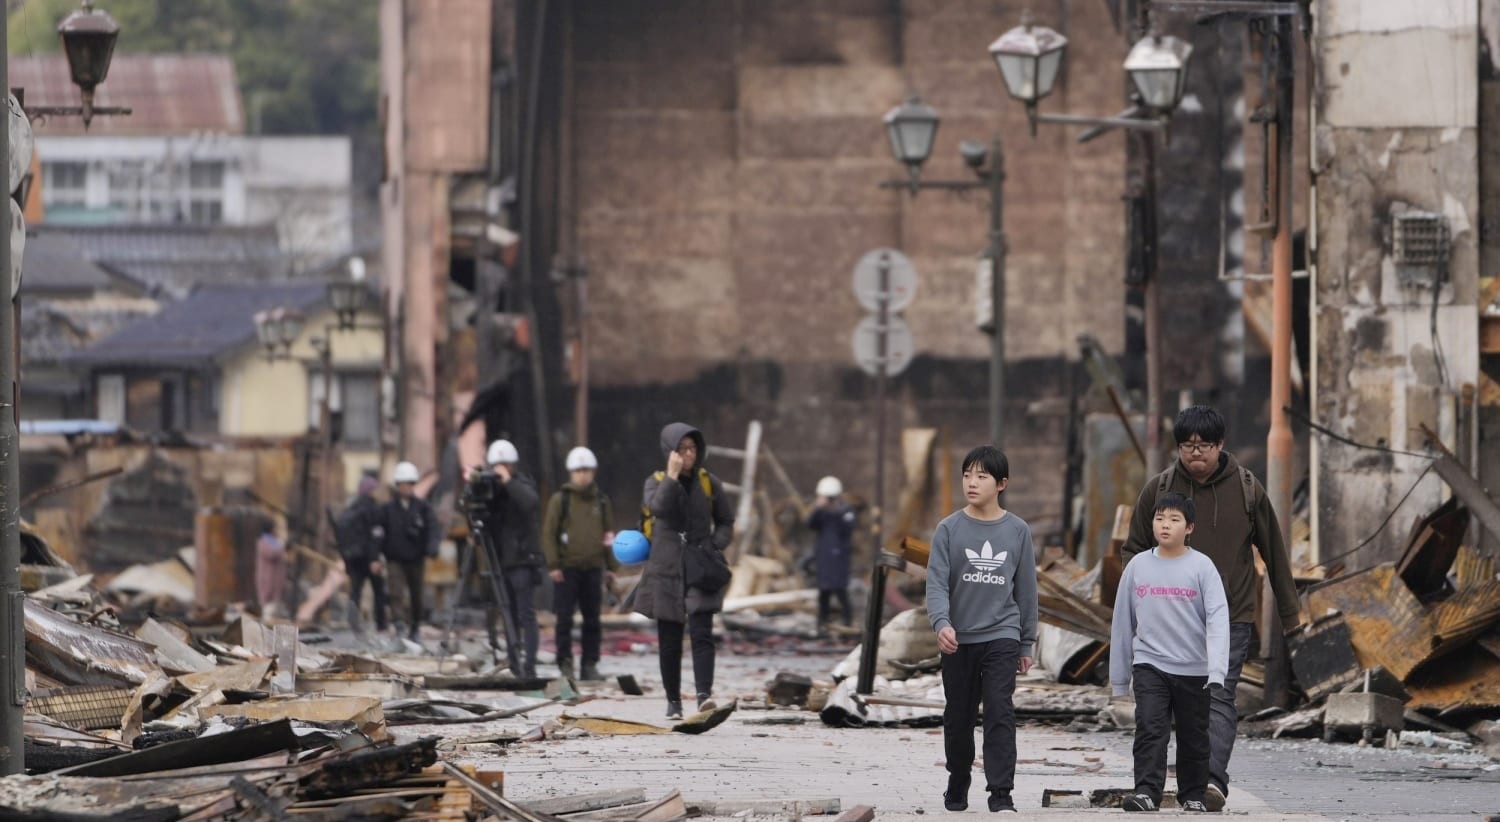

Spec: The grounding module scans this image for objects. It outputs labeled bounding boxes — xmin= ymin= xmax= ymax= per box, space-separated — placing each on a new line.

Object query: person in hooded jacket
xmin=542 ymin=446 xmax=618 ymax=681
xmin=634 ymin=422 xmax=735 ymax=720
xmin=336 ymin=475 xmax=389 ymax=633
xmin=382 ymin=461 xmax=442 ymax=641
xmin=806 ymin=476 xmax=857 ymax=632
xmin=479 ymin=439 xmax=544 ymax=679
xmin=1122 ymin=405 xmax=1302 ymax=812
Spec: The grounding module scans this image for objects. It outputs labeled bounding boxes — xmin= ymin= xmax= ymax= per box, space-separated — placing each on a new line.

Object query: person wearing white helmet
xmin=806 ymin=476 xmax=857 ymax=633
xmin=475 ymin=439 xmax=544 ymax=678
xmin=542 ymin=446 xmax=617 ymax=680
xmin=381 ymin=461 xmax=441 ymax=642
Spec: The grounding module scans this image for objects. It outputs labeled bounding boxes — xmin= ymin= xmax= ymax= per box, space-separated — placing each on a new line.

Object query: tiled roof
xmin=64 ymin=281 xmax=330 ymax=369
xmin=19 ymin=231 xmax=123 ymax=295
xmin=20 ymin=295 xmax=159 ymax=364
xmin=9 ymin=54 xmax=244 ymax=136
xmin=35 ymin=223 xmax=287 ymax=299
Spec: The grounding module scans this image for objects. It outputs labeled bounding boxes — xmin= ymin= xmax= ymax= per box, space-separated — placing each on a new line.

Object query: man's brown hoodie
xmin=1123 ymin=451 xmax=1301 ymax=629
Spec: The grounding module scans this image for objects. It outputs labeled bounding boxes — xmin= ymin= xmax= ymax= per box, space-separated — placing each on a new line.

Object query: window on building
xmin=308 ymin=371 xmax=380 ymax=447
xmin=97 ymin=374 xmax=125 ymax=424
xmin=44 ymin=161 xmax=88 ymax=207
xmin=187 ymin=161 xmax=226 ymax=224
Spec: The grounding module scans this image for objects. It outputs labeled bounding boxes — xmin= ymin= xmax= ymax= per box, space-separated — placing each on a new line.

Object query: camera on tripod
xmin=462 ymin=466 xmax=504 ymax=517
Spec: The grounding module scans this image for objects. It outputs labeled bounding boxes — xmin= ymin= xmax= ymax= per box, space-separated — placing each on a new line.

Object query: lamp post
xmin=2 ymin=0 xmax=131 ymax=776
xmin=879 ymin=96 xmax=1007 ymax=449
xmin=990 ymin=15 xmax=1191 ymax=476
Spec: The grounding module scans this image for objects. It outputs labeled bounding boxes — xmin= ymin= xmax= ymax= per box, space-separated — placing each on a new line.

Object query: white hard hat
xmin=393 ymin=461 xmax=420 ymax=484
xmin=565 ymin=447 xmax=599 ymax=471
xmin=816 ymin=476 xmax=843 ymax=498
xmin=486 ymin=439 xmax=519 ymax=465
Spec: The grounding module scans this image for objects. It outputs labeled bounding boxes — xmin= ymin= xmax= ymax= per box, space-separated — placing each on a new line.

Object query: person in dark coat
xmin=382 ymin=461 xmax=441 ymax=641
xmin=336 ymin=475 xmax=389 ymax=633
xmin=634 ymin=422 xmax=734 ymax=720
xmin=806 ymin=475 xmax=856 ymax=631
xmin=478 ymin=438 xmax=544 ymax=679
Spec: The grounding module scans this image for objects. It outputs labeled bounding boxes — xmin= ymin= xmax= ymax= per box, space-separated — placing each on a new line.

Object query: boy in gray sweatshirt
xmin=1110 ymin=492 xmax=1229 ymax=813
xmin=927 ymin=446 xmax=1038 ymax=814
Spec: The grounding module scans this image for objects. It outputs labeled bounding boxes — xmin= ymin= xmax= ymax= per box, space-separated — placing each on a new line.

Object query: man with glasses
xmin=1122 ymin=405 xmax=1302 ymax=812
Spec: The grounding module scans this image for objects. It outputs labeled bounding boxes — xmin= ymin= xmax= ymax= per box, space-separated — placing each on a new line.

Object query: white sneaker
xmin=1203 ymin=784 xmax=1225 ymax=812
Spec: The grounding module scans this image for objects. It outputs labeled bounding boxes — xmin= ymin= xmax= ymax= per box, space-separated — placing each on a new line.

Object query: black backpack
xmin=333 ymin=500 xmax=376 ymax=559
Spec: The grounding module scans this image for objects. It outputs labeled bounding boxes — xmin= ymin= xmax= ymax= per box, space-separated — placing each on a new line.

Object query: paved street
xmin=388 ymin=645 xmax=1500 ymax=821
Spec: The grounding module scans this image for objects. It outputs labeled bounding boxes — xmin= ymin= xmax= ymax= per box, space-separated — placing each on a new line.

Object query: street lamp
xmin=882 ymin=96 xmax=939 ymax=187
xmin=254 ymin=307 xmax=304 ymax=360
xmin=988 ymin=17 xmax=1067 ymax=134
xmin=989 ymin=15 xmax=1192 ymax=477
xmin=328 ymin=274 xmax=367 ymax=333
xmin=1124 ymin=32 xmax=1194 ymax=112
xmin=862 ymin=97 xmax=1007 ymax=696
xmin=57 ymin=0 xmax=119 ymax=128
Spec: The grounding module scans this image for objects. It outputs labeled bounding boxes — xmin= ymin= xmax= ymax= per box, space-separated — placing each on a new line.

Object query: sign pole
xmin=856 ymin=252 xmax=892 ymax=695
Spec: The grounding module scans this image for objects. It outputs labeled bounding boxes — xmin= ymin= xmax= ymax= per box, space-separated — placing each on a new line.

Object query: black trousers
xmin=345 ymin=558 xmax=389 ymax=631
xmin=498 ymin=567 xmax=541 ymax=677
xmin=555 ymin=568 xmax=604 ymax=664
xmin=657 ymin=612 xmax=715 ymax=701
xmin=941 ymin=638 xmax=1020 ymax=793
xmin=391 ymin=559 xmax=426 ymax=632
xmin=817 ymin=588 xmax=852 ymax=626
xmin=1132 ymin=664 xmax=1211 ymax=805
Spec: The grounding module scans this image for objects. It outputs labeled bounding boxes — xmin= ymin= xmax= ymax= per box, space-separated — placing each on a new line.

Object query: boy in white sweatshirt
xmin=1110 ymin=492 xmax=1229 ymax=813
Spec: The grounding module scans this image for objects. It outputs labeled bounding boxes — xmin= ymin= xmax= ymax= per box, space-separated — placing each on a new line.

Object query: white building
xmin=36 ymin=135 xmax=353 ymax=271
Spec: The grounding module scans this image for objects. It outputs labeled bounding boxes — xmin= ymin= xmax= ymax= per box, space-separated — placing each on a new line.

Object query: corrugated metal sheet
xmin=9 ymin=54 xmax=244 ymax=135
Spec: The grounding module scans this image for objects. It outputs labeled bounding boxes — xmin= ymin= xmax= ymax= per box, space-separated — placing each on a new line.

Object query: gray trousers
xmin=1210 ymin=622 xmax=1255 ymax=794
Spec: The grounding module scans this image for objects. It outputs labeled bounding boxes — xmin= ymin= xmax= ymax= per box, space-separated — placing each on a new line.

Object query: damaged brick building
xmin=381 ymin=0 xmax=1288 ymax=551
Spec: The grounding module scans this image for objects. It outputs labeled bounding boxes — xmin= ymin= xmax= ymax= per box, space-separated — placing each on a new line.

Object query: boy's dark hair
xmin=1154 ymin=492 xmax=1196 ymax=525
xmin=1173 ymin=405 xmax=1226 ymax=445
xmin=961 ymin=445 xmax=1009 ymax=481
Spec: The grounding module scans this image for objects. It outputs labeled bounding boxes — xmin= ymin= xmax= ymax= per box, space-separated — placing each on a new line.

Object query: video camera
xmin=461 ymin=466 xmax=504 ymax=517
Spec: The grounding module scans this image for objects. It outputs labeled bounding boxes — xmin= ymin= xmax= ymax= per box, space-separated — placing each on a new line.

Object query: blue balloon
xmin=612 ymin=529 xmax=650 ymax=565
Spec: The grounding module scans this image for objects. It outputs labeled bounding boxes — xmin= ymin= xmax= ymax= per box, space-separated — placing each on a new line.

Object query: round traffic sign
xmin=851 ymin=314 xmax=915 ymax=377
xmin=852 ymin=248 xmax=918 ymax=313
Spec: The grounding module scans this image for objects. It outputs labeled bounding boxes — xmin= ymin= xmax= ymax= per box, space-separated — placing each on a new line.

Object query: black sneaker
xmin=557 ymin=658 xmax=575 ymax=680
xmin=1122 ymin=794 xmax=1158 ymax=812
xmin=666 ymin=700 xmax=683 ymax=721
xmin=581 ymin=661 xmax=601 ymax=681
xmin=944 ymin=776 xmax=970 ymax=812
xmin=988 ymin=791 xmax=1016 ymax=812
xmin=1182 ymin=800 xmax=1209 ymax=813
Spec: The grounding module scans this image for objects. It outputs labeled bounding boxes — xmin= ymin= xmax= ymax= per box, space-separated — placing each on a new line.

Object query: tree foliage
xmin=7 ymin=0 xmax=378 ymax=135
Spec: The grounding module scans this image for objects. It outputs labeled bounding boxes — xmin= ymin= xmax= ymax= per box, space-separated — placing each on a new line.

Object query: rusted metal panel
xmin=194 ymin=509 xmax=238 ymax=608
xmin=23 ymin=599 xmax=161 ymax=687
xmin=1405 ymin=646 xmax=1500 ymax=713
xmin=1287 ymin=614 xmax=1362 ymax=700
xmin=1304 ymin=564 xmax=1431 ymax=679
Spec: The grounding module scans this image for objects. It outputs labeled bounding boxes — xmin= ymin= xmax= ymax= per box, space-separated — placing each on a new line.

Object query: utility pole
xmin=1261 ymin=10 xmax=1297 ymax=706
xmin=0 ymin=8 xmax=25 ymax=775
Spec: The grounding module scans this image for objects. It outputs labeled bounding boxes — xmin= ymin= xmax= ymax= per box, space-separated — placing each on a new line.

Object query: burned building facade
xmin=382 ymin=1 xmax=1269 ymax=550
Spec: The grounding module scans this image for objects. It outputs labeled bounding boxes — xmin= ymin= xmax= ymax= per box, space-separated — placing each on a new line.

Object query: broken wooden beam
xmin=833 ymin=804 xmax=875 ymax=822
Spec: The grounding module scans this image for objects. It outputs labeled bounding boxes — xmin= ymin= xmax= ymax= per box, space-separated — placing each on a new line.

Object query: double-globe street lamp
xmin=879 ymin=19 xmax=1190 ymax=471
xmin=254 ymin=271 xmax=380 ymax=617
xmin=990 ymin=15 xmax=1193 ymax=476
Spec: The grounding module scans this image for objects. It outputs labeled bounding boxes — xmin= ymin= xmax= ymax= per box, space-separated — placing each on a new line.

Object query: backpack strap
xmin=1239 ymin=466 xmax=1257 ymax=516
xmin=1155 ymin=466 xmax=1173 ymax=498
xmin=698 ymin=468 xmax=714 ymax=501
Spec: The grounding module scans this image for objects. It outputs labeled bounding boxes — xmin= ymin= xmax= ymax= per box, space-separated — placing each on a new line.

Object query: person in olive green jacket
xmin=542 ymin=447 xmax=617 ymax=680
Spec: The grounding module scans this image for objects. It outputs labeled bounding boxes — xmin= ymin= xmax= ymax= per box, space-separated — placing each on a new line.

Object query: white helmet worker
xmin=486 ymin=439 xmax=520 ymax=466
xmin=393 ymin=461 xmax=421 ymax=484
xmin=565 ymin=447 xmax=599 ymax=471
xmin=816 ymin=476 xmax=843 ymax=498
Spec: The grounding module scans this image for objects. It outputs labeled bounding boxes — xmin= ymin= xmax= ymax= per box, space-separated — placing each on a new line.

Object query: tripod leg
xmin=480 ymin=532 xmax=525 ymax=675
xmin=446 ymin=534 xmax=479 ymax=651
